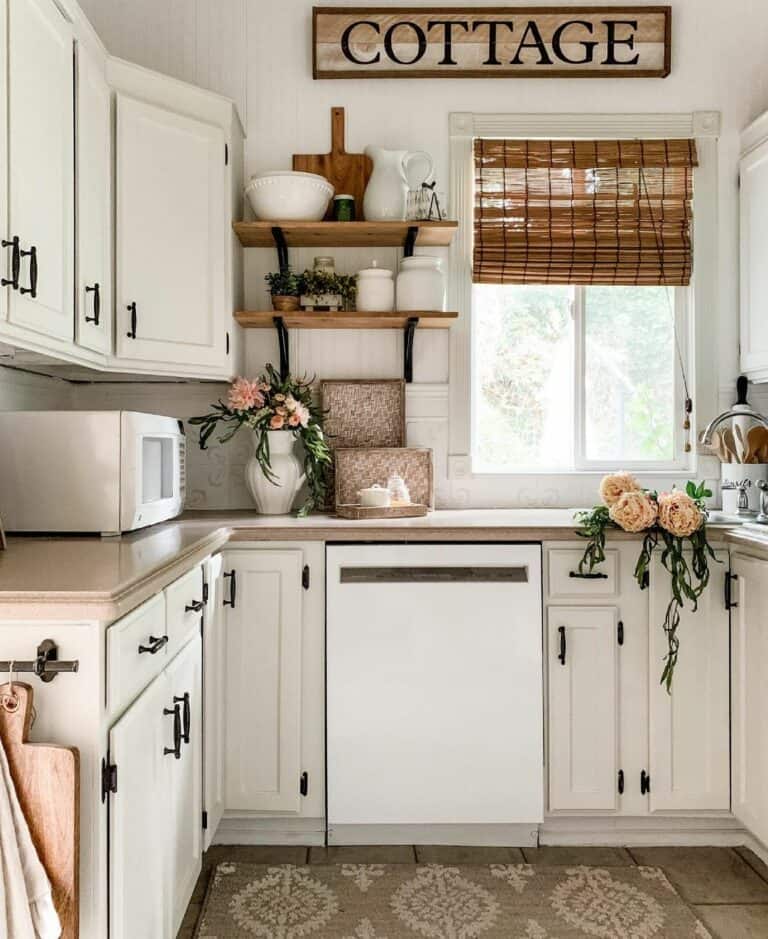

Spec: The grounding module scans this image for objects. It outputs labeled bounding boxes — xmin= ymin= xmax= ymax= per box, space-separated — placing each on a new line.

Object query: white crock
xmin=245 ymin=430 xmax=305 ymax=515
xmin=356 ymin=263 xmax=395 ymax=312
xmin=395 ymin=256 xmax=446 ymax=312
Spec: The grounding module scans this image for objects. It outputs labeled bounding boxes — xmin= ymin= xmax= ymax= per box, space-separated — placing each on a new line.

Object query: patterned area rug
xmin=195 ymin=863 xmax=712 ymax=938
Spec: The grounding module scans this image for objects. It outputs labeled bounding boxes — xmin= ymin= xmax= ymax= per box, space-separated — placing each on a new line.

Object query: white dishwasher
xmin=326 ymin=543 xmax=543 ymax=844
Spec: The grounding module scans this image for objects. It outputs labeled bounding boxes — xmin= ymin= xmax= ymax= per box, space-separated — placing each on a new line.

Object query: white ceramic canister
xmin=396 ymin=256 xmax=446 ymax=312
xmin=356 ymin=262 xmax=395 ymax=312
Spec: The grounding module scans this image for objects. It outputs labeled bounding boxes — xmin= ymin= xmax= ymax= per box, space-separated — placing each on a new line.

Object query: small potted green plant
xmin=299 ymin=269 xmax=357 ymax=312
xmin=265 ymin=269 xmax=300 ymax=312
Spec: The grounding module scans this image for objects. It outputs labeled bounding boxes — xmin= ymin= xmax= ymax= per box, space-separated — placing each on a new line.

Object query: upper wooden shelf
xmin=233 ymin=220 xmax=458 ymax=249
xmin=234 ymin=310 xmax=458 ymax=329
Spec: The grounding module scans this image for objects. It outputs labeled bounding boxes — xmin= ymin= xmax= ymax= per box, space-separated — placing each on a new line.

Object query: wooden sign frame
xmin=313 ymin=6 xmax=671 ymax=79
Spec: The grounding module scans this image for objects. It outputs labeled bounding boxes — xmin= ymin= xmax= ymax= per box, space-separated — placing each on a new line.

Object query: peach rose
xmin=657 ymin=491 xmax=703 ymax=537
xmin=599 ymin=472 xmax=640 ymax=507
xmin=288 ymin=413 xmax=301 ymax=427
xmin=269 ymin=414 xmax=285 ymax=429
xmin=609 ymin=490 xmax=658 ymax=532
xmin=227 ymin=377 xmax=264 ymax=411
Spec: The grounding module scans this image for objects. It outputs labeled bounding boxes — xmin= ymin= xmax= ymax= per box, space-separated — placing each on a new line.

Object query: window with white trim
xmin=471 ymin=137 xmax=695 ymax=474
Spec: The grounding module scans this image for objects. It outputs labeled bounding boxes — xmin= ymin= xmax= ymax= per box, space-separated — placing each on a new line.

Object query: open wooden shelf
xmin=234 ymin=310 xmax=458 ymax=329
xmin=233 ymin=220 xmax=458 ymax=248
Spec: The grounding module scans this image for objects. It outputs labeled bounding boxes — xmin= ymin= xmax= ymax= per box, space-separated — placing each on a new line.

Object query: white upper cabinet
xmin=731 ymin=553 xmax=768 ymax=845
xmin=6 ymin=0 xmax=74 ymax=341
xmin=648 ymin=552 xmax=731 ymax=812
xmin=114 ymin=93 xmax=228 ymax=371
xmin=740 ymin=112 xmax=768 ymax=381
xmin=75 ymin=38 xmax=111 ymax=355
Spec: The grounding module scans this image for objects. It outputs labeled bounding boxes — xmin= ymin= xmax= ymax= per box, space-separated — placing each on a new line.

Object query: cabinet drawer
xmin=547 ymin=549 xmax=618 ymax=598
xmin=107 ymin=593 xmax=167 ymax=714
xmin=165 ymin=565 xmax=205 ymax=658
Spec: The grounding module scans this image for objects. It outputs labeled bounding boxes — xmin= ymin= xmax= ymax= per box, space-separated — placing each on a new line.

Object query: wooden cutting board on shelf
xmin=0 ymin=682 xmax=79 ymax=939
xmin=293 ymin=107 xmax=372 ymax=219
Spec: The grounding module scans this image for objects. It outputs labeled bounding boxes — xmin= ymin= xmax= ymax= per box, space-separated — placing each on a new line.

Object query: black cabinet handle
xmin=185 ymin=599 xmax=204 ymax=613
xmin=19 ymin=246 xmax=37 ymax=297
xmin=558 ymin=625 xmax=567 ymax=665
xmin=224 ymin=570 xmax=236 ymax=608
xmin=569 ymin=570 xmax=608 ymax=580
xmin=126 ymin=301 xmax=137 ymax=338
xmin=1 ymin=236 xmax=19 ymax=289
xmin=640 ymin=770 xmax=651 ymax=795
xmin=163 ymin=704 xmax=182 ymax=759
xmin=85 ymin=283 xmax=101 ymax=324
xmin=138 ymin=634 xmax=168 ymax=655
xmin=618 ymin=769 xmax=625 ymax=794
xmin=175 ymin=692 xmax=191 ymax=744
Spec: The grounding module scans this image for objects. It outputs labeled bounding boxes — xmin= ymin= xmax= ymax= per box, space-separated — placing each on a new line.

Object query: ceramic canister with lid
xmin=396 ymin=256 xmax=446 ymax=312
xmin=356 ymin=261 xmax=395 ymax=312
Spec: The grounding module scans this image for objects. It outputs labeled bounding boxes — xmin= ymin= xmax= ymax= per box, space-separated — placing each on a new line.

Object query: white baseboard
xmin=542 ymin=815 xmax=747 ymax=847
xmin=327 ymin=824 xmax=539 ymax=847
xmin=213 ymin=815 xmax=325 ymax=846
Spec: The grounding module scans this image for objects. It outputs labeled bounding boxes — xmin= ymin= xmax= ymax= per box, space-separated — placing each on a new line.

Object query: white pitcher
xmin=363 ymin=147 xmax=434 ymax=221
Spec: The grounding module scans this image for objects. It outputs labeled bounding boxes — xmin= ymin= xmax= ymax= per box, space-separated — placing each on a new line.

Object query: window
xmin=472 ymin=138 xmax=696 ymax=473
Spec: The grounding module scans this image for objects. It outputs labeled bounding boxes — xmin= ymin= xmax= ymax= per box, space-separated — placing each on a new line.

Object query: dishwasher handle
xmin=339 ymin=566 xmax=528 ymax=584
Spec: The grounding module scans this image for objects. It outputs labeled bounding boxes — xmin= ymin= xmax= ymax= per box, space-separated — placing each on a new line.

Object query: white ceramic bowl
xmin=245 ymin=170 xmax=334 ymax=221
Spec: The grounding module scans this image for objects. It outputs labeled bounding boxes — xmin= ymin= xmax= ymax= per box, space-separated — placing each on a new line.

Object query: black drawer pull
xmin=174 ymin=692 xmax=191 ymax=744
xmin=185 ymin=599 xmax=204 ymax=613
xmin=2 ymin=236 xmax=19 ymax=289
xmin=224 ymin=570 xmax=236 ymax=608
xmin=163 ymin=704 xmax=182 ymax=759
xmin=85 ymin=282 xmax=101 ymax=324
xmin=569 ymin=570 xmax=608 ymax=580
xmin=138 ymin=634 xmax=168 ymax=655
xmin=558 ymin=625 xmax=567 ymax=665
xmin=19 ymin=245 xmax=37 ymax=297
xmin=126 ymin=301 xmax=137 ymax=338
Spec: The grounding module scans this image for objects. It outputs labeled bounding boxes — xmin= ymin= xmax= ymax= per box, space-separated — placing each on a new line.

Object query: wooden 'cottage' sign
xmin=313 ymin=6 xmax=671 ymax=79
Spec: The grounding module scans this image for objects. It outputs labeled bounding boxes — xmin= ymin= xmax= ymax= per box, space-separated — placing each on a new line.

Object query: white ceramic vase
xmin=245 ymin=430 xmax=305 ymax=515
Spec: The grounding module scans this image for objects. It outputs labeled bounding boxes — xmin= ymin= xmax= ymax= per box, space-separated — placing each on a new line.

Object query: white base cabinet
xmin=740 ymin=111 xmax=768 ymax=381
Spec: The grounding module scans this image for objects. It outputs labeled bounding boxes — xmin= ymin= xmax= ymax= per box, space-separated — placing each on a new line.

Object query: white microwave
xmin=0 ymin=411 xmax=186 ymax=535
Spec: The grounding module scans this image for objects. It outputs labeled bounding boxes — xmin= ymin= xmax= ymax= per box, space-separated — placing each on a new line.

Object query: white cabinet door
xmin=648 ymin=552 xmax=731 ymax=812
xmin=732 ymin=554 xmax=768 ymax=845
xmin=203 ymin=553 xmax=225 ymax=849
xmin=7 ymin=0 xmax=73 ymax=340
xmin=75 ymin=40 xmax=111 ymax=355
xmin=224 ymin=549 xmax=303 ymax=813
xmin=740 ymin=138 xmax=768 ymax=379
xmin=548 ymin=606 xmax=619 ymax=812
xmin=115 ymin=93 xmax=227 ymax=369
xmin=109 ymin=669 xmax=171 ymax=939
xmin=0 ymin=0 xmax=8 ymax=323
xmin=165 ymin=635 xmax=202 ymax=937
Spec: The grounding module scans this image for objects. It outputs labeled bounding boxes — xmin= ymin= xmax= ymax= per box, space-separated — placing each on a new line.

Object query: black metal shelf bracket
xmin=271 ymin=226 xmax=289 ymax=272
xmin=404 ymin=316 xmax=419 ymax=383
xmin=404 ymin=225 xmax=418 ymax=258
xmin=274 ymin=316 xmax=290 ymax=380
xmin=0 ymin=640 xmax=79 ymax=683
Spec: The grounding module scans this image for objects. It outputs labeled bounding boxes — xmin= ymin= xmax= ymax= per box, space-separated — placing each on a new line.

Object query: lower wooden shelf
xmin=234 ymin=310 xmax=458 ymax=329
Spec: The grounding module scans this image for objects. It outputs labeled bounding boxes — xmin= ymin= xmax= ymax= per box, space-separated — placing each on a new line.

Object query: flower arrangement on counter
xmin=576 ymin=473 xmax=716 ymax=691
xmin=189 ymin=365 xmax=331 ymax=516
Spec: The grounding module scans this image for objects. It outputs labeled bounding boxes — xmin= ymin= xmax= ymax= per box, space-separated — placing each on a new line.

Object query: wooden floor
xmin=178 ymin=844 xmax=768 ymax=938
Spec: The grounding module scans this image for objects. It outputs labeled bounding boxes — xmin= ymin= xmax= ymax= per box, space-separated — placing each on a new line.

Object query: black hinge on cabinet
xmin=202 ymin=581 xmax=209 ymax=604
xmin=618 ymin=769 xmax=625 ymax=795
xmin=225 ymin=143 xmax=229 ymax=165
xmin=640 ymin=770 xmax=651 ymax=795
xmin=617 ymin=620 xmax=624 ymax=646
xmin=202 ymin=810 xmax=208 ymax=830
xmin=302 ymin=565 xmax=310 ymax=590
xmin=101 ymin=758 xmax=118 ymax=802
xmin=226 ymin=331 xmax=230 ymax=355
xmin=300 ymin=772 xmax=309 ymax=796
xmin=724 ymin=571 xmax=739 ymax=610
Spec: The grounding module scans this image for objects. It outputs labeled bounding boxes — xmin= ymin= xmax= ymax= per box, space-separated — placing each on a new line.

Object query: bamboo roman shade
xmin=473 ymin=139 xmax=698 ymax=286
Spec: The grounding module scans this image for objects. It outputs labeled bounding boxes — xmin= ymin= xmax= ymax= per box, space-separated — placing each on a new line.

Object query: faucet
xmin=701 ymin=407 xmax=768 ymax=523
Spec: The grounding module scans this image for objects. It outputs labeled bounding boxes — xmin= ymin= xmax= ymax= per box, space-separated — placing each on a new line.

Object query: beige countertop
xmin=0 ymin=508 xmax=756 ymax=623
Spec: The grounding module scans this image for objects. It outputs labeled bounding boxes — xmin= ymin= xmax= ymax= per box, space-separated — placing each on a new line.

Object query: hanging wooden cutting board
xmin=0 ymin=682 xmax=79 ymax=939
xmin=293 ymin=107 xmax=372 ymax=219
